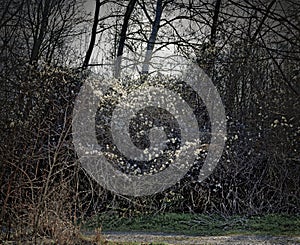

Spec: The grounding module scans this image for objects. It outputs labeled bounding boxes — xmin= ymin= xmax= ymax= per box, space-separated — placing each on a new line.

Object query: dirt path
xmin=102 ymin=231 xmax=300 ymax=244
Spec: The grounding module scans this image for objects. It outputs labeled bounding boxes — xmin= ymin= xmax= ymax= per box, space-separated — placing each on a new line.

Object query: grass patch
xmin=84 ymin=212 xmax=300 ymax=237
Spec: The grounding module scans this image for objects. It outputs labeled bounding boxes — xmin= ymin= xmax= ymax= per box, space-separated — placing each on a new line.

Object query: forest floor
xmin=2 ymin=213 xmax=299 ymax=244
xmin=101 ymin=231 xmax=300 ymax=244
xmin=82 ymin=213 xmax=300 ymax=244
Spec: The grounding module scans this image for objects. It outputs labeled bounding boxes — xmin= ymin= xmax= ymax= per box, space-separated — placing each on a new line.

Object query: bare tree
xmin=82 ymin=0 xmax=101 ymax=69
xmin=114 ymin=0 xmax=138 ymax=78
xmin=141 ymin=0 xmax=163 ymax=75
xmin=0 ymin=0 xmax=88 ymax=69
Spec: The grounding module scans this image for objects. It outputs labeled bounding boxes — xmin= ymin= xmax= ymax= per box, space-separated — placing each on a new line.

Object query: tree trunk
xmin=30 ymin=0 xmax=51 ymax=64
xmin=141 ymin=0 xmax=163 ymax=75
xmin=114 ymin=0 xmax=138 ymax=78
xmin=82 ymin=0 xmax=101 ymax=69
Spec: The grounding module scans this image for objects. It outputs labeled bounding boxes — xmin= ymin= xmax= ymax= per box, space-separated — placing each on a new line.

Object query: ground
xmin=102 ymin=231 xmax=300 ymax=244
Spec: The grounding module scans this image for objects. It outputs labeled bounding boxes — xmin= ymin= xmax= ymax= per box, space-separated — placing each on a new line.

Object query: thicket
xmin=0 ymin=52 xmax=298 ymax=241
xmin=1 ymin=0 xmax=299 ymax=242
